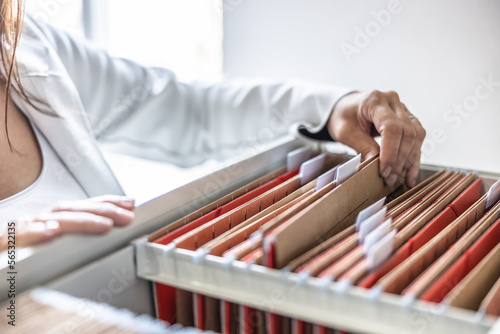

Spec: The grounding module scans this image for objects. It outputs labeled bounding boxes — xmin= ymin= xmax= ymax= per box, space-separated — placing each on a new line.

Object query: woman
xmin=0 ymin=1 xmax=425 ymax=250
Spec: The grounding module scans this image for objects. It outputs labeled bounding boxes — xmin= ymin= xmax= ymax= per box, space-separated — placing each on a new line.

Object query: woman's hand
xmin=1 ymin=195 xmax=135 ymax=251
xmin=328 ymin=91 xmax=426 ymax=188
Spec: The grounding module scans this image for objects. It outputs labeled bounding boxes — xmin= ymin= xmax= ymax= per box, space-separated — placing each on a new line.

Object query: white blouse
xmin=0 ymin=123 xmax=88 ymax=228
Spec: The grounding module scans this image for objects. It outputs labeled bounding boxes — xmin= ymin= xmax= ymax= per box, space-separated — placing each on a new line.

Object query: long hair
xmin=0 ymin=0 xmax=24 ymax=150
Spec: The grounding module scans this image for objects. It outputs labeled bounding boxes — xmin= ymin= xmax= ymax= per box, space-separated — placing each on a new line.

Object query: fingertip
xmin=118 ymin=199 xmax=135 ymax=210
xmin=115 ymin=208 xmax=135 ymax=226
xmin=91 ymin=217 xmax=114 ymax=234
xmin=116 ymin=198 xmax=136 ymax=210
xmin=381 ymin=166 xmax=392 ymax=179
xmin=405 ymin=165 xmax=420 ymax=188
xmin=91 ymin=195 xmax=136 ymax=210
xmin=407 ymin=177 xmax=417 ymax=188
xmin=386 ymin=174 xmax=398 ymax=186
xmin=25 ymin=221 xmax=61 ymax=246
xmin=406 ymin=172 xmax=418 ymax=188
xmin=44 ymin=220 xmax=62 ymax=236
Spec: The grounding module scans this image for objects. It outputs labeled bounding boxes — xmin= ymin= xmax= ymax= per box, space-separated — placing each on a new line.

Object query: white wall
xmin=103 ymin=0 xmax=222 ymax=83
xmin=223 ymin=0 xmax=500 ymax=173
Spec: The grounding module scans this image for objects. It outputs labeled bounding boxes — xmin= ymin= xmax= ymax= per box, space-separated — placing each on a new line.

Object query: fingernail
xmin=119 ymin=199 xmax=135 ymax=208
xmin=45 ymin=220 xmax=60 ymax=231
xmin=44 ymin=221 xmax=61 ymax=237
xmin=382 ymin=167 xmax=392 ymax=179
xmin=31 ymin=222 xmax=47 ymax=233
xmin=97 ymin=217 xmax=113 ymax=226
xmin=95 ymin=218 xmax=113 ymax=233
xmin=386 ymin=174 xmax=398 ymax=185
xmin=116 ymin=208 xmax=135 ymax=220
xmin=408 ymin=178 xmax=417 ymax=188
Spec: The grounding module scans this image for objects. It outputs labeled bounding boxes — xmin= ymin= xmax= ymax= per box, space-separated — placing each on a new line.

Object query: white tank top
xmin=0 ymin=124 xmax=88 ymax=228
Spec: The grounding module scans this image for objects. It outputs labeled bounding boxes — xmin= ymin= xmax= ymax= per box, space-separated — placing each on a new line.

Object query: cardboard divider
xmin=300 ymin=172 xmax=467 ymax=279
xmin=206 ymin=186 xmax=316 ymax=256
xmin=173 ymin=155 xmax=343 ymax=250
xmin=391 ymin=173 xmax=464 ymax=232
xmin=357 ymin=178 xmax=482 ymax=288
xmin=377 ymin=194 xmax=488 ymax=294
xmin=394 ymin=174 xmax=476 ymax=249
xmin=267 ymin=157 xmax=402 ymax=269
xmin=203 ymin=178 xmax=319 ymax=256
xmin=421 ymin=216 xmax=500 ymax=303
xmin=480 ymin=275 xmax=500 ymax=316
xmin=288 ymin=173 xmax=444 ymax=274
xmin=324 ymin=175 xmax=475 ymax=281
xmin=174 ymin=173 xmax=301 ymax=250
xmin=176 ymin=289 xmax=194 ymax=327
xmin=288 ymin=226 xmax=355 ymax=273
xmin=386 ymin=171 xmax=454 ymax=219
xmin=221 ymin=183 xmax=332 ymax=260
xmin=206 ymin=156 xmax=346 ymax=257
xmin=403 ymin=201 xmax=500 ymax=298
xmin=218 ymin=156 xmax=346 ymax=260
xmin=385 ymin=170 xmax=445 ymax=211
xmin=319 ymin=246 xmax=363 ymax=280
xmin=154 ymin=167 xmax=299 ymax=247
xmin=149 ymin=166 xmax=287 ymax=243
xmin=445 ymin=242 xmax=500 ymax=310
xmin=205 ymin=296 xmax=221 ymax=332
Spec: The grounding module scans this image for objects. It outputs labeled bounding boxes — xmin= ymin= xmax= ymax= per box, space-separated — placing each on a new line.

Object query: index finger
xmin=366 ymin=101 xmax=403 ymax=179
xmin=35 ymin=211 xmax=113 ymax=234
xmin=87 ymin=195 xmax=136 ymax=210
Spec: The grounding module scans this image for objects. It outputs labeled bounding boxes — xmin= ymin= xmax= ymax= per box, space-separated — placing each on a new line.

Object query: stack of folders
xmin=148 ymin=147 xmax=500 ymax=334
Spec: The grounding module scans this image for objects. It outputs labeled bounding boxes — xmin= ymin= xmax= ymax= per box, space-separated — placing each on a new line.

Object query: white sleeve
xmin=30 ymin=18 xmax=354 ymax=167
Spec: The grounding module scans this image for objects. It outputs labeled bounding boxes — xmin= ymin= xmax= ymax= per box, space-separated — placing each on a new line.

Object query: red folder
xmin=222 ymin=300 xmax=232 ymax=334
xmin=153 ymin=168 xmax=298 ymax=323
xmin=155 ymin=169 xmax=299 ymax=247
xmin=195 ymin=293 xmax=205 ymax=330
xmin=359 ymin=178 xmax=482 ymax=289
xmin=420 ymin=216 xmax=500 ymax=302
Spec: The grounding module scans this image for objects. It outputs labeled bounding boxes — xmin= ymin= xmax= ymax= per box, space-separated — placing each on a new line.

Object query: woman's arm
xmin=26 ymin=17 xmax=424 ymax=186
xmin=26 ymin=17 xmax=353 ymax=165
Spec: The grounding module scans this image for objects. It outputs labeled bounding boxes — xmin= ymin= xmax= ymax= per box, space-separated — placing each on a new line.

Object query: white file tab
xmin=367 ymin=230 xmax=396 ymax=270
xmin=315 ymin=166 xmax=338 ymax=191
xmin=358 ymin=207 xmax=387 ymax=243
xmin=355 ymin=197 xmax=386 ymax=231
xmin=335 ymin=154 xmax=361 ymax=185
xmin=299 ymin=153 xmax=326 ymax=186
xmin=486 ymin=179 xmax=500 ymax=209
xmin=287 ymin=146 xmax=312 ymax=172
xmin=363 ymin=219 xmax=392 ymax=256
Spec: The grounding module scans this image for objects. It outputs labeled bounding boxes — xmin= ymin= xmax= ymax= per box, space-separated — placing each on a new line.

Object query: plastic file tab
xmin=287 ymin=146 xmax=312 ymax=172
xmin=358 ymin=207 xmax=387 ymax=243
xmin=367 ymin=230 xmax=396 ymax=271
xmin=486 ymin=179 xmax=500 ymax=209
xmin=335 ymin=153 xmax=361 ymax=185
xmin=299 ymin=153 xmax=326 ymax=186
xmin=355 ymin=197 xmax=386 ymax=231
xmin=315 ymin=166 xmax=338 ymax=191
xmin=364 ymin=219 xmax=392 ymax=256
